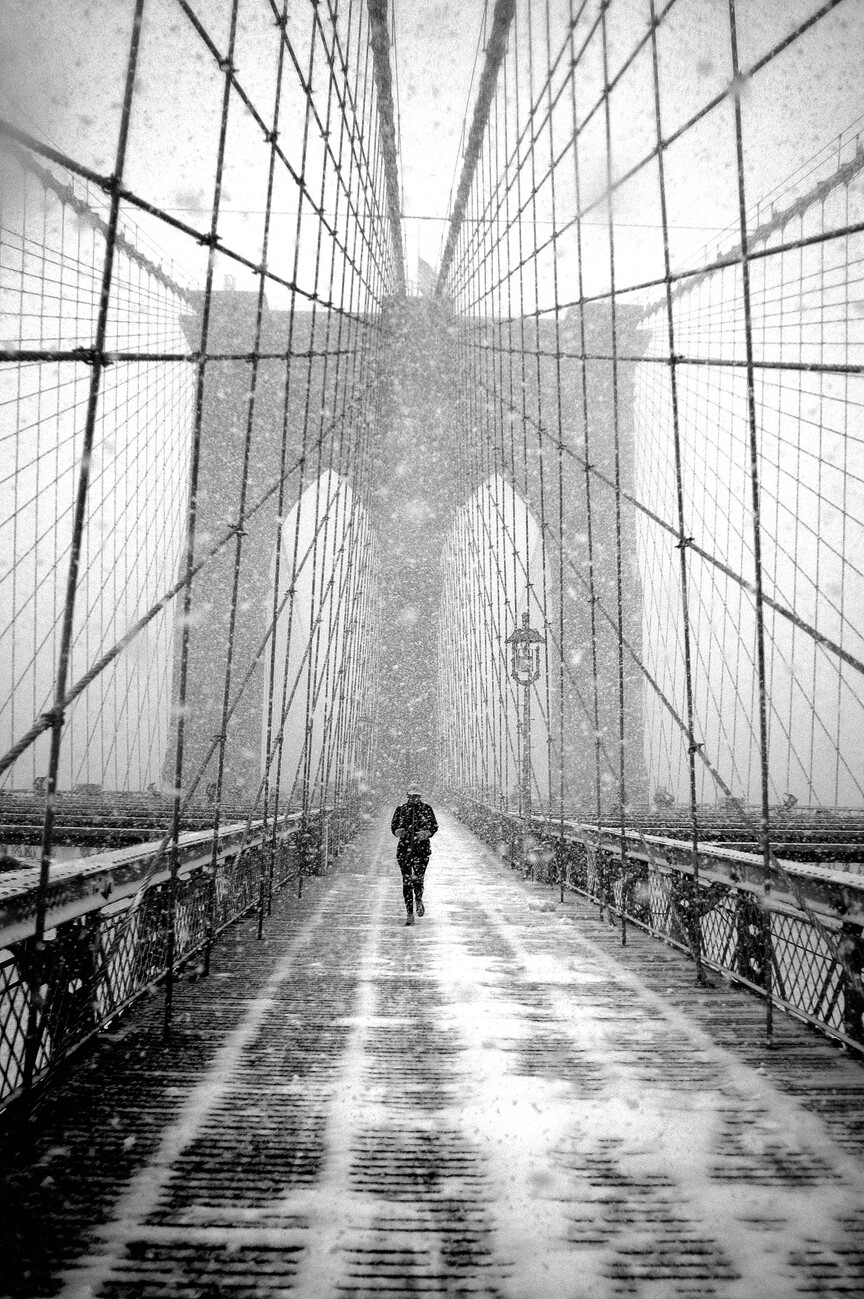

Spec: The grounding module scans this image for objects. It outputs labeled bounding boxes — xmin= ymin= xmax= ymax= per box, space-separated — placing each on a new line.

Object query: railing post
xmin=202 ymin=847 xmax=219 ymax=979
xmin=322 ymin=811 xmax=331 ymax=875
xmin=258 ymin=835 xmax=273 ymax=941
xmin=764 ymin=911 xmax=774 ymax=1045
xmin=838 ymin=923 xmax=864 ymax=1045
xmin=619 ymin=836 xmax=629 ymax=947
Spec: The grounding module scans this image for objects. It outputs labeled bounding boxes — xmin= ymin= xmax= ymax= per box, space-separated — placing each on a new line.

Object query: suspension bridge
xmin=1 ymin=0 xmax=864 ymax=1293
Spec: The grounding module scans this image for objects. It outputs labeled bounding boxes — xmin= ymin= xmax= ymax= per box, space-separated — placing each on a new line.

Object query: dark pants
xmin=398 ymin=852 xmax=428 ymax=913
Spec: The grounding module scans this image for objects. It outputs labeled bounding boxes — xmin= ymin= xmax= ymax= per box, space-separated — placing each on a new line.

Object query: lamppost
xmin=506 ymin=611 xmax=543 ymax=861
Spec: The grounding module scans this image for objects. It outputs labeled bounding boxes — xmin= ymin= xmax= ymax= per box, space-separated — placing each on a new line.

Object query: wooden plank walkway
xmin=2 ymin=810 xmax=864 ymax=1298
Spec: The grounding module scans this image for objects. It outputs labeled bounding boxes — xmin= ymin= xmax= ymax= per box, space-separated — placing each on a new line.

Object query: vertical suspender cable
xmin=728 ymin=0 xmax=774 ymax=1040
xmin=599 ymin=3 xmax=629 ymax=944
xmin=567 ymin=0 xmax=605 ymax=913
xmin=164 ymin=0 xmax=240 ymax=1035
xmin=204 ymin=0 xmax=290 ymax=973
xmin=25 ymin=0 xmax=148 ymax=1089
xmin=648 ymin=0 xmax=706 ymax=984
xmin=543 ymin=0 xmax=567 ymax=898
xmin=259 ymin=0 xmax=317 ymax=934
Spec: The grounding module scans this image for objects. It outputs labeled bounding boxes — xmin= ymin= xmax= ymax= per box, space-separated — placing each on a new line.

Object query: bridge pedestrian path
xmin=3 ymin=811 xmax=864 ymax=1298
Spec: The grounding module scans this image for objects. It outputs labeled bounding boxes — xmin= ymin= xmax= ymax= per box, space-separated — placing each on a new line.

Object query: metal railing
xmin=0 ymin=802 xmax=359 ymax=1113
xmin=454 ymin=795 xmax=864 ymax=1054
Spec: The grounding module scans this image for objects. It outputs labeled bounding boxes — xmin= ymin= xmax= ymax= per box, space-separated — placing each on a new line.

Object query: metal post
xmin=522 ymin=679 xmax=532 ymax=874
xmin=299 ymin=718 xmax=314 ymax=899
xmin=507 ymin=611 xmax=542 ymax=877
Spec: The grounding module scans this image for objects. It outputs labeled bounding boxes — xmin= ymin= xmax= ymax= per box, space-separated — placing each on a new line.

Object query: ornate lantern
xmin=506 ymin=611 xmax=543 ymax=684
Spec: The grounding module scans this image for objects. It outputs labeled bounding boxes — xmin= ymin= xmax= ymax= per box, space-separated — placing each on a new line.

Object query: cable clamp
xmin=675 ymin=536 xmax=694 ymax=550
xmin=688 ymin=741 xmax=704 ymax=755
xmin=229 ymin=521 xmax=248 ymax=537
xmin=39 ymin=708 xmax=65 ymax=728
xmin=265 ymin=129 xmax=279 ymax=144
xmin=218 ymin=57 xmax=235 ymax=74
xmin=71 ymin=346 xmax=95 ymax=364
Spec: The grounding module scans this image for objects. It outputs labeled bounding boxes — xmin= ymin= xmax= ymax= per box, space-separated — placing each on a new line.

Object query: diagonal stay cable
xmin=0 ymin=117 xmax=381 ymax=323
xmin=445 ymin=0 xmax=851 ymax=307
xmin=94 ymin=479 xmax=368 ymax=959
xmin=176 ymin=491 xmax=371 ymax=889
xmin=464 ymin=342 xmax=858 ymax=961
xmin=470 ymin=368 xmax=864 ymax=679
xmin=0 ymin=368 xmax=381 ymax=780
xmin=556 ymin=536 xmax=847 ymax=968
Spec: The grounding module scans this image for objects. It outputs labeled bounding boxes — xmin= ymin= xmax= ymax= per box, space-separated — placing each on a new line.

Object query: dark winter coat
xmin=391 ymin=800 xmax=438 ymax=860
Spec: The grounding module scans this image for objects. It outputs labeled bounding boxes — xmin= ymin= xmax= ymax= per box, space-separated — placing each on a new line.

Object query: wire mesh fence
xmin=435 ymin=0 xmax=864 ymax=1041
xmin=0 ymin=809 xmax=358 ymax=1110
xmin=0 ymin=0 xmax=396 ymax=1096
xmin=436 ymin=0 xmax=864 ymax=822
xmin=457 ymin=795 xmax=864 ymax=1051
xmin=0 ymin=147 xmax=195 ymax=793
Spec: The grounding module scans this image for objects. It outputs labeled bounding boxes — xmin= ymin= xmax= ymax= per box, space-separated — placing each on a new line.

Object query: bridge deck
xmin=3 ymin=813 xmax=864 ymax=1298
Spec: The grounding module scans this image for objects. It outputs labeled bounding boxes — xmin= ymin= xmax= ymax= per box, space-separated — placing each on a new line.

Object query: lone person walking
xmin=391 ymin=785 xmax=438 ymax=926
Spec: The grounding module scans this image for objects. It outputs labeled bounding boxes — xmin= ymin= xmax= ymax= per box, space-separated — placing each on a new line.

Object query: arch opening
xmin=263 ymin=470 xmax=379 ymax=811
xmin=437 ymin=475 xmax=549 ymax=810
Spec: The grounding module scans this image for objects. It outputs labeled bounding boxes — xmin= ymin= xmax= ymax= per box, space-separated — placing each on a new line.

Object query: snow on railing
xmin=0 ymin=805 xmax=360 ymax=1114
xmin=454 ymin=795 xmax=864 ymax=1056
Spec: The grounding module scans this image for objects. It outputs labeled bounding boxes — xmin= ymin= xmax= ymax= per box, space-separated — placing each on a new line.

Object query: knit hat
xmin=407 ymin=784 xmax=422 ymax=796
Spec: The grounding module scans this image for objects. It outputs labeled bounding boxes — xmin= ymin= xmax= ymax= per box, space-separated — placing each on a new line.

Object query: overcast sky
xmin=1 ymin=0 xmax=863 ymax=291
xmin=393 ymin=0 xmax=486 ymax=273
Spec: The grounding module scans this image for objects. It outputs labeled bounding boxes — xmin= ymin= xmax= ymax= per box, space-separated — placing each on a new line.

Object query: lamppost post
xmin=506 ymin=611 xmax=543 ymax=872
xmin=522 ymin=677 xmax=532 ymax=820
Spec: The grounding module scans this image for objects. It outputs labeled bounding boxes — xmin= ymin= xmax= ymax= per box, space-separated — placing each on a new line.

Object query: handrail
xmin=532 ymin=815 xmax=864 ymax=926
xmin=0 ymin=803 xmax=359 ymax=1114
xmin=453 ymin=794 xmax=864 ymax=1054
xmin=0 ymin=814 xmax=301 ymax=948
